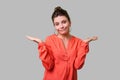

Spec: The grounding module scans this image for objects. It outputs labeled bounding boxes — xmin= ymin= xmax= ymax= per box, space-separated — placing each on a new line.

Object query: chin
xmin=58 ymin=30 xmax=69 ymax=35
xmin=59 ymin=32 xmax=68 ymax=35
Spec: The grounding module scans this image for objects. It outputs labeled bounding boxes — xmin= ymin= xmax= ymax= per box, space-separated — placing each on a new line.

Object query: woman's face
xmin=53 ymin=16 xmax=71 ymax=35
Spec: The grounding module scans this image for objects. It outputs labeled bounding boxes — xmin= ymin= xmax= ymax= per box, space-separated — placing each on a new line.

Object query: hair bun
xmin=54 ymin=6 xmax=62 ymax=11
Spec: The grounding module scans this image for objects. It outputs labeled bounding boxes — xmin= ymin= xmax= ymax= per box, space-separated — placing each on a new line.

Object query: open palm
xmin=26 ymin=35 xmax=42 ymax=43
xmin=91 ymin=36 xmax=98 ymax=41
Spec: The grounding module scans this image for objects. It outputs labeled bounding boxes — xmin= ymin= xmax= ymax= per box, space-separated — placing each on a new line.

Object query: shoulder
xmin=72 ymin=35 xmax=83 ymax=42
xmin=45 ymin=34 xmax=56 ymax=41
xmin=72 ymin=35 xmax=88 ymax=45
xmin=72 ymin=36 xmax=88 ymax=49
xmin=46 ymin=34 xmax=56 ymax=39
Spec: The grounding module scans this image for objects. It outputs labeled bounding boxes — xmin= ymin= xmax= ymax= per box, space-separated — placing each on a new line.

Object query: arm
xmin=38 ymin=42 xmax=54 ymax=71
xmin=26 ymin=35 xmax=54 ymax=71
xmin=74 ymin=41 xmax=89 ymax=70
xmin=74 ymin=36 xmax=98 ymax=70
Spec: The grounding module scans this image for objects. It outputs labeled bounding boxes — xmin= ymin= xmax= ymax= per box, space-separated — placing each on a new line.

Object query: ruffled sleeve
xmin=74 ymin=41 xmax=89 ymax=70
xmin=38 ymin=37 xmax=54 ymax=71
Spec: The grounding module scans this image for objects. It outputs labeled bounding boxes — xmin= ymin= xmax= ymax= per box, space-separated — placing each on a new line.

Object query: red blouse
xmin=38 ymin=34 xmax=89 ymax=80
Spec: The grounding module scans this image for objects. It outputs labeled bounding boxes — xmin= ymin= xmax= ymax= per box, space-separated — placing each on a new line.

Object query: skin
xmin=26 ymin=16 xmax=98 ymax=45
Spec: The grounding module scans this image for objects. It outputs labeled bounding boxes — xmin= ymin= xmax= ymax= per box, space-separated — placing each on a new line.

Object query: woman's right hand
xmin=26 ymin=35 xmax=42 ymax=43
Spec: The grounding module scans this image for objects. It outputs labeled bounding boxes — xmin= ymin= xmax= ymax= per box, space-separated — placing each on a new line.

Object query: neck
xmin=57 ymin=33 xmax=71 ymax=40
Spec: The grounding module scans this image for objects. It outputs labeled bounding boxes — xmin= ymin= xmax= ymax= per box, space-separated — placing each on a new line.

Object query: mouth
xmin=58 ymin=28 xmax=69 ymax=33
xmin=59 ymin=29 xmax=66 ymax=32
xmin=59 ymin=28 xmax=67 ymax=31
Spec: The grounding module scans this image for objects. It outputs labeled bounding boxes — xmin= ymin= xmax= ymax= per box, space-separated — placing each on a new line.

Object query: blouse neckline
xmin=53 ymin=34 xmax=74 ymax=51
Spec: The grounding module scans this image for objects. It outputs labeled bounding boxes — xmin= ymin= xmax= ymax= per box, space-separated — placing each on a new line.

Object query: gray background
xmin=0 ymin=0 xmax=119 ymax=80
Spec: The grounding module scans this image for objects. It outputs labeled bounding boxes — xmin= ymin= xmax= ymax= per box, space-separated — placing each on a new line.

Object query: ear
xmin=69 ymin=21 xmax=71 ymax=27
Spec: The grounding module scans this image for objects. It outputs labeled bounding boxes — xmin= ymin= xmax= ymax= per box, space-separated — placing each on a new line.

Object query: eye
xmin=54 ymin=22 xmax=59 ymax=26
xmin=62 ymin=20 xmax=67 ymax=24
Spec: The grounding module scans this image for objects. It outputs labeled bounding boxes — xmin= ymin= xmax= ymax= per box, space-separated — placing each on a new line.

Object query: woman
xmin=26 ymin=6 xmax=98 ymax=80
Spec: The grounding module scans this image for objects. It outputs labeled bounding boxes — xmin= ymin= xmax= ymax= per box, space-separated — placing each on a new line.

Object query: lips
xmin=59 ymin=27 xmax=67 ymax=31
xmin=59 ymin=29 xmax=66 ymax=32
xmin=59 ymin=29 xmax=66 ymax=31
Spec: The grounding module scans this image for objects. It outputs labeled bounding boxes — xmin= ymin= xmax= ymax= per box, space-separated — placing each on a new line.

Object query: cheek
xmin=54 ymin=26 xmax=59 ymax=30
xmin=64 ymin=25 xmax=70 ymax=30
xmin=65 ymin=23 xmax=70 ymax=27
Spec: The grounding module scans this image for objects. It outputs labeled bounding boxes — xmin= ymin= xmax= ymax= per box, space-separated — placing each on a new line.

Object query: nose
xmin=59 ymin=23 xmax=64 ymax=29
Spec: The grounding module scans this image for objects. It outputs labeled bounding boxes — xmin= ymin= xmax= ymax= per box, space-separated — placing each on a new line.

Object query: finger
xmin=26 ymin=35 xmax=34 ymax=40
xmin=26 ymin=35 xmax=31 ymax=39
xmin=93 ymin=36 xmax=98 ymax=40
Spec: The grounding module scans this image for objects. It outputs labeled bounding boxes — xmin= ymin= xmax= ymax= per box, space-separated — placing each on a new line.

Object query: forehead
xmin=53 ymin=16 xmax=68 ymax=22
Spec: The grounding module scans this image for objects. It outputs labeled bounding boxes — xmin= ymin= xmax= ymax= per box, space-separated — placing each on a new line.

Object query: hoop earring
xmin=69 ymin=27 xmax=72 ymax=32
xmin=54 ymin=30 xmax=58 ymax=35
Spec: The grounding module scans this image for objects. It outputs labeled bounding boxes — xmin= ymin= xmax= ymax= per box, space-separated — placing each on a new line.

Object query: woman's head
xmin=52 ymin=6 xmax=71 ymax=35
xmin=51 ymin=6 xmax=71 ymax=23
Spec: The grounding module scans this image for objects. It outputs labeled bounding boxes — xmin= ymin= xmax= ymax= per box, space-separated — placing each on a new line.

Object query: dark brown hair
xmin=51 ymin=6 xmax=71 ymax=23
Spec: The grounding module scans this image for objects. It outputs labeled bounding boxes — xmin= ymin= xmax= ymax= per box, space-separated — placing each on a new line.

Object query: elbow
xmin=74 ymin=62 xmax=85 ymax=70
xmin=42 ymin=60 xmax=54 ymax=71
xmin=45 ymin=65 xmax=54 ymax=71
